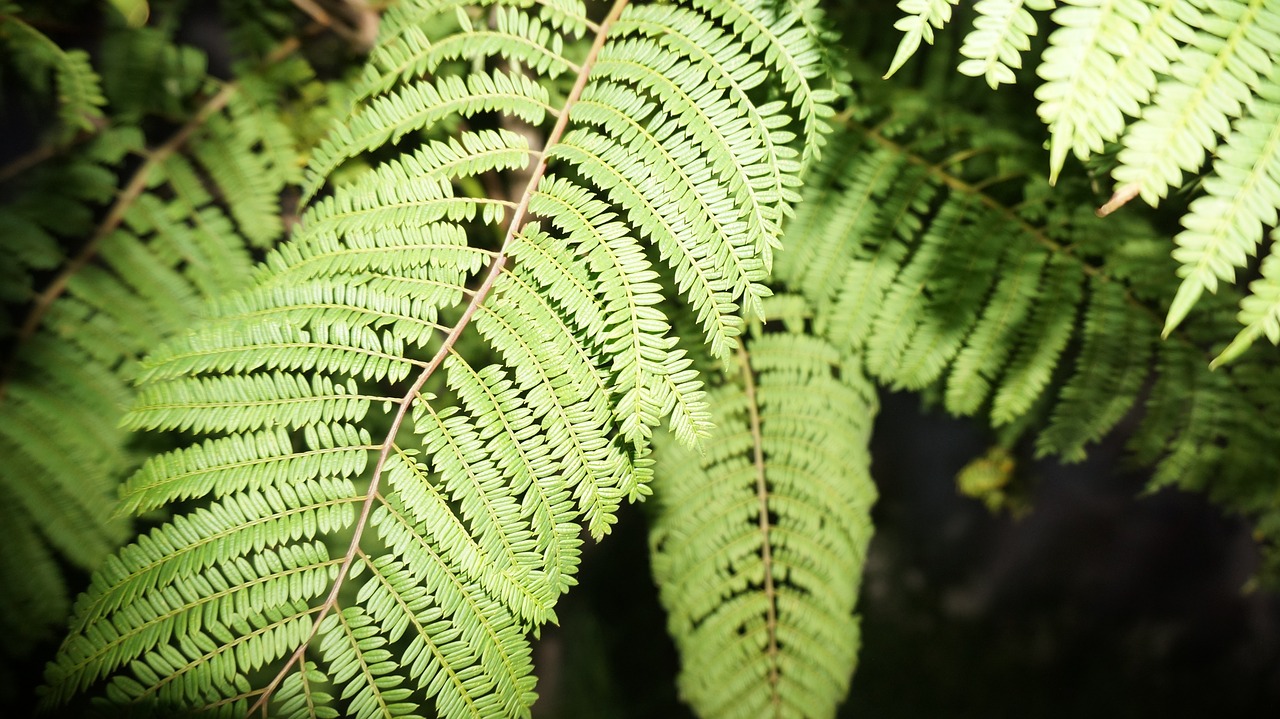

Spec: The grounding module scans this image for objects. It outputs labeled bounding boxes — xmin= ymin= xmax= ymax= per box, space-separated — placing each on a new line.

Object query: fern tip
xmin=1212 ymin=327 xmax=1262 ymax=370
xmin=1164 ymin=280 xmax=1204 ymax=340
xmin=1097 ymin=183 xmax=1140 ymax=218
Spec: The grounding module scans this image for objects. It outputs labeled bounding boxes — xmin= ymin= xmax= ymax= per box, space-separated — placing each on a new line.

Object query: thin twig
xmin=289 ymin=0 xmax=361 ymax=45
xmin=1096 ymin=181 xmax=1141 ymax=217
xmin=0 ymin=115 xmax=108 ymax=183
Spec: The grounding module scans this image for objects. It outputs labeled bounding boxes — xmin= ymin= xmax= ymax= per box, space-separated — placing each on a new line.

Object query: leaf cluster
xmin=887 ymin=0 xmax=1280 ymax=362
xmin=0 ymin=1 xmax=314 ymax=697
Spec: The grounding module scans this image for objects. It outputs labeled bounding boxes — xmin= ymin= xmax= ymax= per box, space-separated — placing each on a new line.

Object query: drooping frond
xmin=956 ymin=0 xmax=1054 ymax=88
xmin=651 ymin=295 xmax=877 ymax=719
xmin=43 ymin=0 xmax=839 ymax=715
xmin=1111 ymin=0 xmax=1279 ymax=204
xmin=1216 ymin=229 xmax=1280 ymax=366
xmin=884 ymin=0 xmax=960 ymax=78
xmin=772 ymin=69 xmax=1280 ymax=527
xmin=883 ymin=0 xmax=1280 ymax=359
xmin=1165 ymin=75 xmax=1280 ymax=338
xmin=0 ymin=24 xmax=308 ymax=681
xmin=0 ymin=7 xmax=107 ymax=144
xmin=1034 ymin=0 xmax=1191 ymax=182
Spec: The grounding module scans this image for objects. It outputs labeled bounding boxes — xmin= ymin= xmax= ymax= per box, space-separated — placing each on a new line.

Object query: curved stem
xmin=736 ymin=344 xmax=781 ymax=710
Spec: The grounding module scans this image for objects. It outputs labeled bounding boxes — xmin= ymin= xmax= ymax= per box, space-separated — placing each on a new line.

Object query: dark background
xmin=530 ymin=393 xmax=1280 ymax=717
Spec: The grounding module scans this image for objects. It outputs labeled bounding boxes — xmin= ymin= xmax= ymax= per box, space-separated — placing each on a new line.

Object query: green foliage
xmin=776 ymin=70 xmax=1280 ymax=502
xmin=0 ymin=1 xmax=308 ymax=698
xmin=0 ymin=7 xmax=107 ymax=145
xmin=652 ymin=298 xmax=877 ymax=719
xmin=2 ymin=1 xmax=1279 ymax=717
xmin=956 ymin=0 xmax=1054 ymax=88
xmin=887 ymin=0 xmax=1280 ymax=360
xmin=35 ymin=0 xmax=840 ymax=716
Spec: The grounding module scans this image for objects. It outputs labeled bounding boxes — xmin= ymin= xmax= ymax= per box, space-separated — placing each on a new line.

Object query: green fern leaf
xmin=989 ymin=254 xmax=1083 ymax=424
xmin=1034 ymin=0 xmax=1197 ymax=182
xmin=772 ymin=67 xmax=1280 ymax=510
xmin=957 ymin=0 xmax=1054 ymax=88
xmin=885 ymin=0 xmax=1280 ymax=362
xmin=1165 ymin=75 xmax=1280 ymax=336
xmin=1214 ymin=230 xmax=1280 ymax=366
xmin=944 ymin=246 xmax=1048 ymax=415
xmin=1036 ymin=278 xmax=1154 ymax=461
xmin=1113 ymin=0 xmax=1280 ymax=205
xmin=0 ymin=37 xmax=305 ymax=673
xmin=885 ymin=0 xmax=960 ymax=78
xmin=651 ymin=301 xmax=877 ymax=719
xmin=0 ymin=9 xmax=107 ymax=143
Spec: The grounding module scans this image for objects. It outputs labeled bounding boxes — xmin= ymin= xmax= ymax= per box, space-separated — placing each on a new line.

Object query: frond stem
xmin=247 ymin=1 xmax=630 ymax=711
xmin=289 ymin=0 xmax=377 ymax=49
xmin=735 ymin=344 xmax=781 ymax=709
xmin=937 ymin=147 xmax=986 ymax=169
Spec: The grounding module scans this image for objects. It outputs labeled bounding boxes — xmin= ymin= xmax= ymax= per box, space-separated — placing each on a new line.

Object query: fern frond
xmin=527 ymin=178 xmax=692 ymax=445
xmin=126 ymin=372 xmax=379 ymax=435
xmin=687 ymin=0 xmax=840 ymax=165
xmin=358 ymin=3 xmax=577 ymax=104
xmin=774 ymin=70 xmax=1280 ymax=501
xmin=651 ymin=297 xmax=877 ymax=719
xmin=1 ymin=35 xmax=308 ymax=673
xmin=1164 ymin=76 xmax=1280 ymax=336
xmin=0 ymin=9 xmax=107 ymax=143
xmin=98 ymin=23 xmax=207 ymax=121
xmin=1214 ymin=230 xmax=1280 ymax=366
xmin=944 ymin=245 xmax=1047 ymax=414
xmin=884 ymin=0 xmax=1280 ymax=358
xmin=885 ymin=0 xmax=960 ymax=78
xmin=1113 ymin=0 xmax=1280 ymax=204
xmin=614 ymin=2 xmax=806 ymax=251
xmin=1036 ymin=278 xmax=1153 ymax=461
xmin=1034 ymin=0 xmax=1186 ymax=182
xmin=957 ymin=0 xmax=1053 ymax=88
xmin=44 ymin=0 xmax=840 ymax=715
xmin=305 ymin=68 xmax=554 ymax=196
xmin=989 ymin=254 xmax=1083 ymax=424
